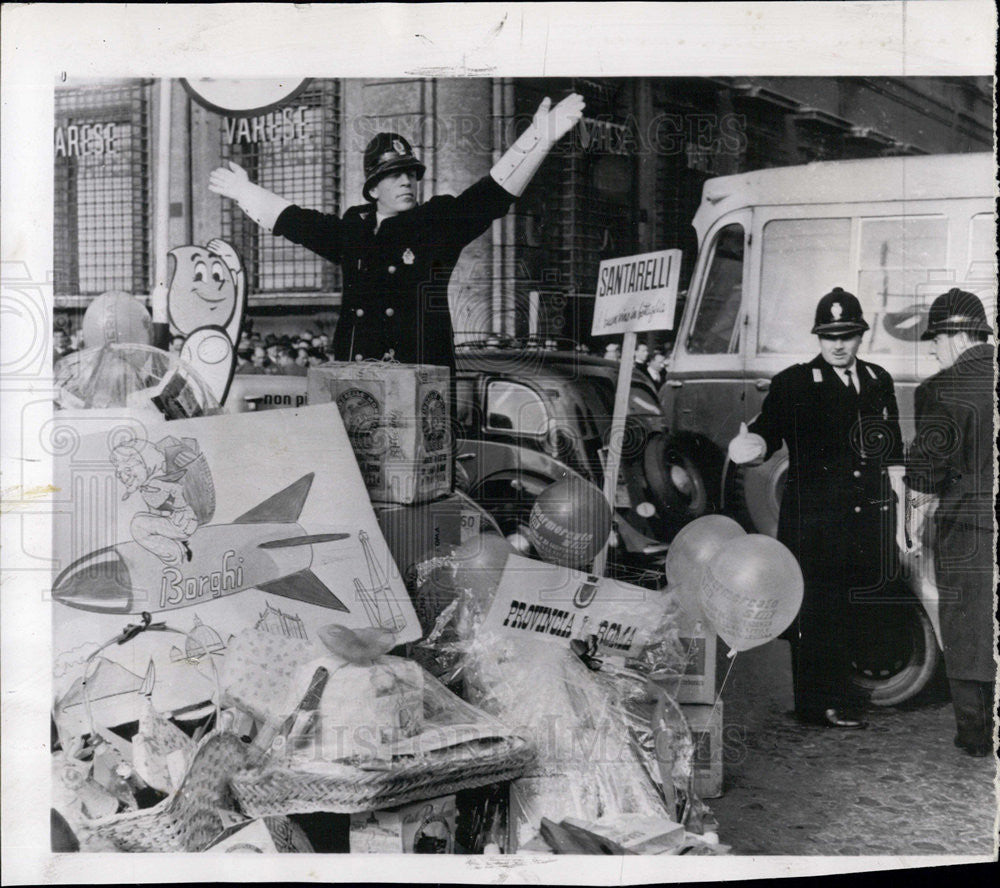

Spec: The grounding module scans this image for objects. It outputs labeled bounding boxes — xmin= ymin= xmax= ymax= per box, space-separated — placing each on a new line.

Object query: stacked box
xmin=681 ymin=703 xmax=724 ymax=799
xmin=350 ymin=794 xmax=457 ymax=853
xmin=308 ymin=362 xmax=451 ymax=505
xmin=648 ymin=609 xmax=718 ymax=705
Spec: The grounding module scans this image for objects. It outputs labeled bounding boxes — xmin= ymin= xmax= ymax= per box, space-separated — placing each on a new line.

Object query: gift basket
xmin=224 ymin=624 xmax=536 ymax=816
xmin=53 ymin=616 xmax=307 ymax=853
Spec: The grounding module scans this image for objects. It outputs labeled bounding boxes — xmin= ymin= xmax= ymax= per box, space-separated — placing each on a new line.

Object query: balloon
xmin=697 ymin=534 xmax=803 ymax=652
xmin=82 ymin=291 xmax=152 ymax=348
xmin=527 ymin=476 xmax=612 ymax=569
xmin=664 ymin=515 xmax=746 ymax=620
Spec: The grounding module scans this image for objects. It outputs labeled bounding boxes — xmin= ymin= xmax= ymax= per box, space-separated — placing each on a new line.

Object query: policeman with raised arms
xmin=209 ymin=94 xmax=585 ymax=372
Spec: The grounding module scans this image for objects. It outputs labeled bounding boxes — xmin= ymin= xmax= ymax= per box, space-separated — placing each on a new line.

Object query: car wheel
xmin=849 ymin=599 xmax=941 ymax=707
xmin=643 ymin=433 xmax=712 ymax=525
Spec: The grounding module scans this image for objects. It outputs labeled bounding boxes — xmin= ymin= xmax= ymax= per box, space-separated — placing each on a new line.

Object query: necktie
xmin=845 ymin=369 xmax=865 ymax=456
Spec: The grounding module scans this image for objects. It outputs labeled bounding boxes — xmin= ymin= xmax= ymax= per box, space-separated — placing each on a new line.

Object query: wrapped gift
xmin=308 ymin=362 xmax=451 ymax=505
xmin=222 ymin=626 xmax=424 ymax=764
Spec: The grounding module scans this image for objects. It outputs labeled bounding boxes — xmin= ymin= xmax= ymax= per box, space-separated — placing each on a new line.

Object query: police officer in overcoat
xmin=904 ymin=288 xmax=995 ymax=757
xmin=729 ymin=288 xmax=904 ymax=727
xmin=208 ymin=94 xmax=585 ymax=371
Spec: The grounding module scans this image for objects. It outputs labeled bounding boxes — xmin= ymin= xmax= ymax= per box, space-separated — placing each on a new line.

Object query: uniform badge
xmin=393 ymin=139 xmax=406 ymax=156
xmin=402 ymin=248 xmax=415 ymax=265
xmin=830 ymin=302 xmax=843 ymax=320
xmin=812 ymin=368 xmax=823 ymax=383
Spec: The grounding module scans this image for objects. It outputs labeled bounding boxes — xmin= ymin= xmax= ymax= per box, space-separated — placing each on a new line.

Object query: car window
xmin=758 ymin=217 xmax=851 ymax=354
xmin=485 ymin=380 xmax=548 ymax=435
xmin=687 ymin=223 xmax=744 ymax=354
xmin=858 ymin=216 xmax=949 ymax=355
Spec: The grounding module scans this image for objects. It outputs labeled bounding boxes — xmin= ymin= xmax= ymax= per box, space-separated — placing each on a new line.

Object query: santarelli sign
xmin=591 ymin=249 xmax=681 ymax=335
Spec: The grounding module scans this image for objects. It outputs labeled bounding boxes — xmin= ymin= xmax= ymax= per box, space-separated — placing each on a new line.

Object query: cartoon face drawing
xmin=165 ymin=238 xmax=246 ymax=405
xmin=167 ymin=245 xmax=239 ymax=334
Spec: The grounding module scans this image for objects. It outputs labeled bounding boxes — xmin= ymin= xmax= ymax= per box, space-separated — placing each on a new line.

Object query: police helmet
xmin=920 ymin=288 xmax=993 ymax=340
xmin=362 ymin=133 xmax=425 ymax=201
xmin=811 ymin=287 xmax=869 ymax=335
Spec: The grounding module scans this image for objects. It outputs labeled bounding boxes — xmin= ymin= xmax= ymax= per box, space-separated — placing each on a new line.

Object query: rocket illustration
xmin=53 ymin=474 xmax=351 ymax=616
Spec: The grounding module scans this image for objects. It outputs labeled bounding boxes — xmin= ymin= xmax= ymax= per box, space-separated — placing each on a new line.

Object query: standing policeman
xmin=208 ymin=94 xmax=585 ymax=371
xmin=728 ymin=288 xmax=904 ymax=727
xmin=904 ymin=289 xmax=995 ymax=757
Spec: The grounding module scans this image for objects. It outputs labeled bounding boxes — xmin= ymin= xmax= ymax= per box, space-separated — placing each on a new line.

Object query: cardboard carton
xmin=350 ymin=794 xmax=457 ymax=853
xmin=308 ymin=362 xmax=451 ymax=505
xmin=681 ymin=703 xmax=724 ymax=799
xmin=648 ymin=609 xmax=718 ymax=705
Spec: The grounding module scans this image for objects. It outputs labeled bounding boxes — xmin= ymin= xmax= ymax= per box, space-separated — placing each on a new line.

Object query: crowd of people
xmin=602 ymin=340 xmax=670 ymax=388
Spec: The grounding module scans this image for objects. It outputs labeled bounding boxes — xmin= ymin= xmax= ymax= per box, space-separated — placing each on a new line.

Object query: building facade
xmin=54 ymin=76 xmax=993 ymax=349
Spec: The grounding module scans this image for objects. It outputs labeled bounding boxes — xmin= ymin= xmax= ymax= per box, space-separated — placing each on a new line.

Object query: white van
xmin=660 ymin=152 xmax=996 ymax=704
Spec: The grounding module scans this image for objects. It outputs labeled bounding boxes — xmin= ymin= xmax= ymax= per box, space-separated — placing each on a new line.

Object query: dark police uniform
xmin=905 ymin=290 xmax=995 ymax=753
xmin=749 ymin=352 xmax=904 ymax=719
xmin=271 ymin=176 xmax=515 ymax=370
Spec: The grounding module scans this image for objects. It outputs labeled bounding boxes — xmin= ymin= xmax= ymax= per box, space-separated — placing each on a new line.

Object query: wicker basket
xmin=231 ymin=734 xmax=535 ymax=816
xmin=76 ymin=730 xmax=248 ymax=852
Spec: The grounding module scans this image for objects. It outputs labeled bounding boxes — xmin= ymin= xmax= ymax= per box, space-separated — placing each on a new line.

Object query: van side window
xmin=858 ymin=216 xmax=949 ymax=354
xmin=758 ymin=218 xmax=851 ymax=354
xmin=687 ymin=223 xmax=744 ymax=354
xmin=485 ymin=380 xmax=548 ymax=435
xmin=969 ymin=213 xmax=997 ymax=273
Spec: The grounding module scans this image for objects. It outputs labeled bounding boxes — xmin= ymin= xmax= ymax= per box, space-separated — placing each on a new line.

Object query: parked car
xmin=452 ymin=344 xmax=719 ymax=581
xmin=660 ymin=151 xmax=996 ymax=704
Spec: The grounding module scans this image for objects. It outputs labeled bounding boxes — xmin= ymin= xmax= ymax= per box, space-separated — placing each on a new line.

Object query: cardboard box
xmin=308 ymin=362 xmax=451 ymax=505
xmin=648 ymin=609 xmax=718 ymax=705
xmin=350 ymin=794 xmax=457 ymax=853
xmin=681 ymin=703 xmax=724 ymax=799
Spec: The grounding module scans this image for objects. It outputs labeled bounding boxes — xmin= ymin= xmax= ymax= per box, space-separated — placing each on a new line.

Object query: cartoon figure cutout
xmin=167 ymin=238 xmax=246 ymax=405
xmin=110 ymin=435 xmax=215 ymax=566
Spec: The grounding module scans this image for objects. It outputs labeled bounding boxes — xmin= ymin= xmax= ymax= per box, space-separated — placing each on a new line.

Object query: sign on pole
xmin=592 ymin=249 xmax=681 ymax=336
xmin=590 ymin=249 xmax=680 ymax=576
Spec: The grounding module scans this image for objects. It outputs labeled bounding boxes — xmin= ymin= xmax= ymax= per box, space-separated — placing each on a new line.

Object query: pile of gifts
xmin=49 ymin=359 xmax=728 ymax=855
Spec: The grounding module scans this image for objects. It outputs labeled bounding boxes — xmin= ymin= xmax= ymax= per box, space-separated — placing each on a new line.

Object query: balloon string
xmin=708 ymin=650 xmax=737 ymax=726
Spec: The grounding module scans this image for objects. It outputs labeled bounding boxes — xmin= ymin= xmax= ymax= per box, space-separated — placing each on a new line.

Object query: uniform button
xmin=355 ymin=308 xmax=364 ymax=317
xmin=853 ymin=470 xmax=862 ymax=478
xmin=854 ymin=506 xmax=862 ymax=513
xmin=355 ymin=354 xmax=363 ymax=362
xmin=385 ymin=308 xmax=394 ymax=317
xmin=881 ymin=505 xmax=889 ymax=512
xmin=388 ymin=265 xmax=396 ymax=274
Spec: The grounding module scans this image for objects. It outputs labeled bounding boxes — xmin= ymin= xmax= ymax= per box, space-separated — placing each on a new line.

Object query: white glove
xmin=491 ymin=93 xmax=586 ymax=196
xmin=533 ymin=93 xmax=586 ymax=145
xmin=727 ymin=422 xmax=767 ymax=465
xmin=208 ymin=161 xmax=292 ymax=232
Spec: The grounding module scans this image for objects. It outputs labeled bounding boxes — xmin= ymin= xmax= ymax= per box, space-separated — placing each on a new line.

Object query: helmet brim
xmin=920 ymin=318 xmax=993 ymax=340
xmin=812 ymin=321 xmax=869 ymax=335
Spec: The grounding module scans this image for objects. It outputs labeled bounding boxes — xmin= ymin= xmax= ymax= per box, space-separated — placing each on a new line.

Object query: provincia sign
xmin=481 ymin=554 xmax=671 ymax=659
xmin=591 ymin=249 xmax=681 ymax=335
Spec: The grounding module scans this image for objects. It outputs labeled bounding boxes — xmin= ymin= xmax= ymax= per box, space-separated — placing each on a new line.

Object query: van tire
xmin=728 ymin=451 xmax=788 ymax=537
xmin=849 ymin=599 xmax=941 ymax=707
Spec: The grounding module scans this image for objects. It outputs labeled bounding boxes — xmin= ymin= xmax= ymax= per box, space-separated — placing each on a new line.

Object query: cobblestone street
xmin=710 ymin=640 xmax=997 ymax=857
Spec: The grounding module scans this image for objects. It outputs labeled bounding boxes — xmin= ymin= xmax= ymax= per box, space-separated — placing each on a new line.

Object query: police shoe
xmin=797 ymin=708 xmax=868 ymax=729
